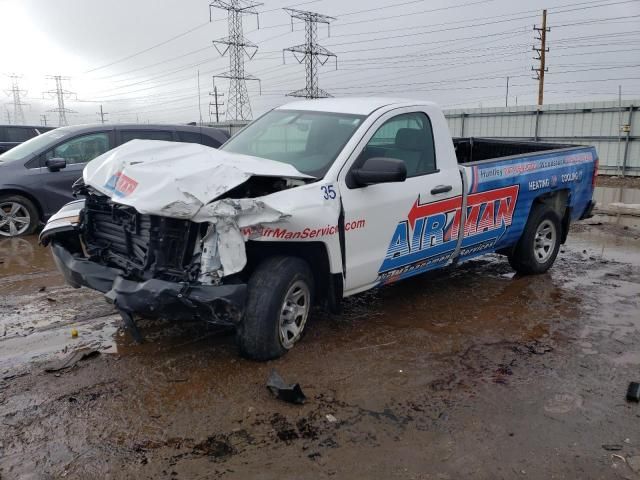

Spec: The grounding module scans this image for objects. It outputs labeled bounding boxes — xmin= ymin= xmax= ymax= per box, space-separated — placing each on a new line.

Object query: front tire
xmin=508 ymin=204 xmax=562 ymax=275
xmin=237 ymin=256 xmax=314 ymax=361
xmin=0 ymin=195 xmax=39 ymax=237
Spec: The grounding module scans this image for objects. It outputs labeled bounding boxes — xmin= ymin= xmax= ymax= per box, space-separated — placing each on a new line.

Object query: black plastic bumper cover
xmin=51 ymin=243 xmax=247 ymax=324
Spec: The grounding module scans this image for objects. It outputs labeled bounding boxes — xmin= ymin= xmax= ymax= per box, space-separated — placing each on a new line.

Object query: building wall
xmin=445 ymin=100 xmax=639 ymax=176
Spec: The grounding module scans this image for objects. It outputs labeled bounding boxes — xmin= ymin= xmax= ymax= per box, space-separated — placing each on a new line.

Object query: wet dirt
xmin=1 ymin=216 xmax=640 ymax=479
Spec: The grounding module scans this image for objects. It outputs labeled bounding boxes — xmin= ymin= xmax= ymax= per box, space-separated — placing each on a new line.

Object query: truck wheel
xmin=508 ymin=204 xmax=561 ymax=275
xmin=0 ymin=195 xmax=39 ymax=237
xmin=237 ymin=256 xmax=314 ymax=361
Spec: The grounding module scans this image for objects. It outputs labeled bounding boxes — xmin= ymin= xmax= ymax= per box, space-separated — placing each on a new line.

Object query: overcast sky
xmin=1 ymin=0 xmax=639 ymax=126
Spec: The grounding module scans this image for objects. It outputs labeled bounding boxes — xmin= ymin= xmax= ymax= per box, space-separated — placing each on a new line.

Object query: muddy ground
xmin=1 ymin=213 xmax=640 ymax=479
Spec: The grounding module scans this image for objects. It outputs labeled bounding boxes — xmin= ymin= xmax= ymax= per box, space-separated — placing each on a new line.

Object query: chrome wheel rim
xmin=533 ymin=219 xmax=556 ymax=264
xmin=0 ymin=202 xmax=31 ymax=237
xmin=279 ymin=280 xmax=310 ymax=349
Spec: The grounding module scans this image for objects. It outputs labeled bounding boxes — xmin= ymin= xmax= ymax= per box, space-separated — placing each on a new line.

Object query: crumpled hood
xmin=83 ymin=139 xmax=311 ymax=219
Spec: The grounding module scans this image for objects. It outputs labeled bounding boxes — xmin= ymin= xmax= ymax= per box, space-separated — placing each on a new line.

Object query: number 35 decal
xmin=321 ymin=184 xmax=337 ymax=200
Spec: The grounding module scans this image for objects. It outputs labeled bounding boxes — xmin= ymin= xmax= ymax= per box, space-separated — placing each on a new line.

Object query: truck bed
xmin=453 ymin=137 xmax=575 ymax=165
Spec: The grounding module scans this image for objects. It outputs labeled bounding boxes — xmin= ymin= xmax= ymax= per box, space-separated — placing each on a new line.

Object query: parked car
xmin=0 ymin=124 xmax=229 ymax=236
xmin=0 ymin=125 xmax=55 ymax=154
xmin=41 ymin=98 xmax=597 ymax=360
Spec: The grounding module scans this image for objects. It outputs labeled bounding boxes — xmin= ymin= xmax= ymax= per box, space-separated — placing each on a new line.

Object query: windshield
xmin=0 ymin=129 xmax=67 ymax=163
xmin=221 ymin=109 xmax=365 ymax=178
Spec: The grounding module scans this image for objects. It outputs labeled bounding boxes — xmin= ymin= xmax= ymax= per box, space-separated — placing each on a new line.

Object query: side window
xmin=120 ymin=130 xmax=173 ymax=144
xmin=176 ymin=131 xmax=203 ymax=144
xmin=360 ymin=112 xmax=436 ymax=177
xmin=5 ymin=127 xmax=35 ymax=143
xmin=46 ymin=133 xmax=110 ymax=165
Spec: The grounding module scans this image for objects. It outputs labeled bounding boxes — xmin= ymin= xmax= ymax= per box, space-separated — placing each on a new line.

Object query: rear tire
xmin=508 ymin=204 xmax=561 ymax=275
xmin=237 ymin=256 xmax=314 ymax=361
xmin=0 ymin=195 xmax=39 ymax=237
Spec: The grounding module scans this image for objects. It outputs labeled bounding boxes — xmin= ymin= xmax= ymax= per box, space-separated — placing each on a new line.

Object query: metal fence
xmin=445 ymin=100 xmax=639 ymax=176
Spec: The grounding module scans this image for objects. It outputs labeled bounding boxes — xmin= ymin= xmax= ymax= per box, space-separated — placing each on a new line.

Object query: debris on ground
xmin=71 ymin=328 xmax=79 ymax=338
xmin=44 ymin=348 xmax=100 ymax=373
xmin=626 ymin=382 xmax=640 ymax=402
xmin=602 ymin=444 xmax=624 ymax=451
xmin=325 ymin=414 xmax=338 ymax=423
xmin=266 ymin=370 xmax=306 ymax=405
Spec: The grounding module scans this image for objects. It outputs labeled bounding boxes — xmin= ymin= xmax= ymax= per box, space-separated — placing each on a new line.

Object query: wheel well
xmin=0 ymin=189 xmax=44 ymax=222
xmin=532 ymin=189 xmax=571 ymax=244
xmin=244 ymin=241 xmax=338 ymax=309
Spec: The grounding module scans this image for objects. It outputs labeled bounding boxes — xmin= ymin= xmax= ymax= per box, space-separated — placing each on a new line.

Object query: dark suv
xmin=0 ymin=125 xmax=55 ymax=154
xmin=0 ymin=124 xmax=229 ymax=237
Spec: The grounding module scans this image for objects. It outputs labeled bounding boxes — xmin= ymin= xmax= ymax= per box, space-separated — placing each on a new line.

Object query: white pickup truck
xmin=41 ymin=97 xmax=597 ymax=360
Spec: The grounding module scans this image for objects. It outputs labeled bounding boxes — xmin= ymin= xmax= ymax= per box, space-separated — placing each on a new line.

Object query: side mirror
xmin=351 ymin=157 xmax=407 ymax=187
xmin=45 ymin=157 xmax=67 ymax=172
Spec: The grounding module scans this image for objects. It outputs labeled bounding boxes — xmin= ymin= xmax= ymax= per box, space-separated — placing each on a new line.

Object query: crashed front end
xmin=40 ymin=140 xmax=311 ymax=326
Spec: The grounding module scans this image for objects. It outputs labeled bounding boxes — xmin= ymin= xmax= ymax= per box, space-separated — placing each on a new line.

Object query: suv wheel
xmin=0 ymin=195 xmax=39 ymax=237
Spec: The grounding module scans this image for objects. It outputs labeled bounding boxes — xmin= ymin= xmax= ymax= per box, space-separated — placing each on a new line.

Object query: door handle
xmin=431 ymin=184 xmax=453 ymax=195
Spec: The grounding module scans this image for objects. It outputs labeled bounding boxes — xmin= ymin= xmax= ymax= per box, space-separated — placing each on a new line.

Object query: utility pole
xmin=4 ymin=74 xmax=28 ymax=125
xmin=5 ymin=109 xmax=11 ymax=124
xmin=40 ymin=114 xmax=48 ymax=126
xmin=43 ymin=75 xmax=76 ymax=126
xmin=210 ymin=0 xmax=262 ymax=122
xmin=97 ymin=104 xmax=108 ymax=124
xmin=532 ymin=9 xmax=549 ymax=108
xmin=209 ymin=84 xmax=225 ymax=123
xmin=505 ymin=76 xmax=509 ymax=108
xmin=283 ymin=8 xmax=337 ymax=99
xmin=198 ymin=69 xmax=203 ymax=126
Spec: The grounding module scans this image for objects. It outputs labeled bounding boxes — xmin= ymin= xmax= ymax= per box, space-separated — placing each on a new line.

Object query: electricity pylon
xmin=283 ymin=8 xmax=337 ymax=99
xmin=210 ymin=0 xmax=262 ymax=121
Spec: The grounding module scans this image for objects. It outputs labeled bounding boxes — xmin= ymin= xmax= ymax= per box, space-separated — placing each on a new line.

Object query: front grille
xmin=82 ymin=193 xmax=200 ymax=282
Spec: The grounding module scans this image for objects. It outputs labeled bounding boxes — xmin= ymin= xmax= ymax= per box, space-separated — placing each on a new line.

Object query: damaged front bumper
xmin=50 ymin=242 xmax=247 ymax=325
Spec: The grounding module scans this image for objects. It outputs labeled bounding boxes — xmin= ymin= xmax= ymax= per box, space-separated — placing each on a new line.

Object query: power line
xmin=283 ymin=8 xmax=337 ymax=98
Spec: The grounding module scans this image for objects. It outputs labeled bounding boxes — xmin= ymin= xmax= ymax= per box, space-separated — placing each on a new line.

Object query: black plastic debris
xmin=266 ymin=370 xmax=306 ymax=405
xmin=602 ymin=444 xmax=623 ymax=451
xmin=44 ymin=348 xmax=100 ymax=373
xmin=627 ymin=382 xmax=640 ymax=402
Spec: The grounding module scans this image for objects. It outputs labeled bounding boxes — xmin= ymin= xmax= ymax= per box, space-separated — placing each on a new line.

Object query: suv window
xmin=120 ymin=130 xmax=173 ymax=144
xmin=5 ymin=127 xmax=35 ymax=143
xmin=361 ymin=112 xmax=437 ymax=177
xmin=45 ymin=132 xmax=110 ymax=165
xmin=176 ymin=131 xmax=202 ymax=144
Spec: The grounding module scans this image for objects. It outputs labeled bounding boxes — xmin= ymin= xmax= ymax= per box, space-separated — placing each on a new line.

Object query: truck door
xmin=337 ymin=107 xmax=462 ymax=294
